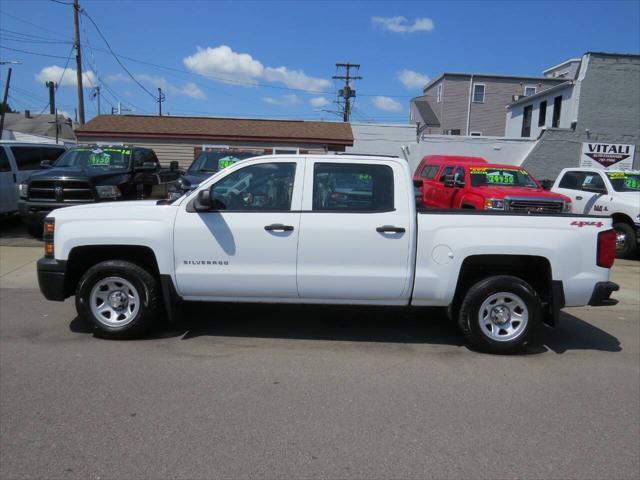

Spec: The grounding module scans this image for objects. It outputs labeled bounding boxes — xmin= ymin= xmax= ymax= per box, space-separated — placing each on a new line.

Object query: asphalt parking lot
xmin=0 ymin=243 xmax=638 ymax=479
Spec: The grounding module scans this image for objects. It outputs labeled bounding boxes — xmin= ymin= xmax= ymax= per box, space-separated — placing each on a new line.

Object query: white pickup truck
xmin=37 ymin=155 xmax=619 ymax=354
xmin=551 ymin=168 xmax=640 ymax=258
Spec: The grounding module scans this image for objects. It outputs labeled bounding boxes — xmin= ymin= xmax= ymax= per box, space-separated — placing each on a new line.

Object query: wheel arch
xmin=451 ymin=254 xmax=558 ymax=327
xmin=611 ymin=212 xmax=634 ymax=227
xmin=65 ymin=245 xmax=160 ymax=298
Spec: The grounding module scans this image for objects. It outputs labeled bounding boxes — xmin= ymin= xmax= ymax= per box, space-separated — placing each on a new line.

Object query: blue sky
xmin=1 ymin=0 xmax=639 ymax=123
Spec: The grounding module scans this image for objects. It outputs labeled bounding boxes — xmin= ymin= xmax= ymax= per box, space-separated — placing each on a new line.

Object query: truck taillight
xmin=597 ymin=229 xmax=616 ymax=269
xmin=44 ymin=218 xmax=55 ymax=258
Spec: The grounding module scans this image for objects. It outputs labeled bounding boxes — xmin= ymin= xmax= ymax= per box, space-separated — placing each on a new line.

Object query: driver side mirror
xmin=194 ymin=189 xmax=226 ymax=212
xmin=135 ymin=161 xmax=159 ymax=173
xmin=40 ymin=160 xmax=52 ymax=169
xmin=442 ymin=174 xmax=456 ymax=187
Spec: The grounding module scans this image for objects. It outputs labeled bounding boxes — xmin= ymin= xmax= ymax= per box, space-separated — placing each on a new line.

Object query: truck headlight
xmin=484 ymin=199 xmax=505 ymax=210
xmin=563 ymin=201 xmax=572 ymax=212
xmin=96 ymin=185 xmax=122 ymax=199
xmin=18 ymin=183 xmax=28 ymax=199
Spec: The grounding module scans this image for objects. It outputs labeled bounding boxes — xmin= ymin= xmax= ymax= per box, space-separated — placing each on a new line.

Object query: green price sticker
xmin=88 ymin=153 xmax=111 ymax=166
xmin=624 ymin=177 xmax=640 ymax=190
xmin=358 ymin=174 xmax=372 ymax=182
xmin=218 ymin=157 xmax=238 ymax=170
xmin=487 ymin=173 xmax=514 ymax=184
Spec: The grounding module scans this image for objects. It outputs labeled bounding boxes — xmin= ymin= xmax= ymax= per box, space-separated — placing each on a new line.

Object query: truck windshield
xmin=53 ymin=147 xmax=131 ymax=171
xmin=470 ymin=167 xmax=539 ymax=188
xmin=189 ymin=150 xmax=259 ymax=174
xmin=606 ymin=171 xmax=640 ymax=192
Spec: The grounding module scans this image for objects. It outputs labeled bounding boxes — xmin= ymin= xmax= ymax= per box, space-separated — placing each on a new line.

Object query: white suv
xmin=552 ymin=168 xmax=640 ymax=258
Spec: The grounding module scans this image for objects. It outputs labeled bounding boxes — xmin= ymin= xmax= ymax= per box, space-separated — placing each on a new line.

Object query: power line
xmin=0 ymin=46 xmax=70 ymax=59
xmin=80 ymin=7 xmax=157 ymax=101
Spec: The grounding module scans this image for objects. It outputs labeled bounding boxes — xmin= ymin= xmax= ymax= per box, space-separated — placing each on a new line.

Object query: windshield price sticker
xmin=88 ymin=153 xmax=111 ymax=165
xmin=218 ymin=156 xmax=239 ymax=170
xmin=624 ymin=177 xmax=640 ymax=190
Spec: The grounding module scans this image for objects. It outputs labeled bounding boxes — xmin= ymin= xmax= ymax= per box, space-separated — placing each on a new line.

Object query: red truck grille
xmin=506 ymin=198 xmax=564 ymax=214
xmin=28 ymin=180 xmax=95 ymax=202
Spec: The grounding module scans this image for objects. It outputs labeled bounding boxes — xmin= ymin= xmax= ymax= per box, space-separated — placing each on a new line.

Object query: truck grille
xmin=506 ymin=198 xmax=564 ymax=214
xmin=28 ymin=180 xmax=95 ymax=202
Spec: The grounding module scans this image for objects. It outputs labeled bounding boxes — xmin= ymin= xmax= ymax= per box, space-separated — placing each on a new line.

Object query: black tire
xmin=75 ymin=260 xmax=160 ymax=339
xmin=613 ymin=222 xmax=637 ymax=259
xmin=457 ymin=275 xmax=542 ymax=354
xmin=143 ymin=184 xmax=153 ymax=198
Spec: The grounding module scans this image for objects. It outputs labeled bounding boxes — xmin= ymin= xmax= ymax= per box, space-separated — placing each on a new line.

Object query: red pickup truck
xmin=414 ymin=155 xmax=572 ymax=213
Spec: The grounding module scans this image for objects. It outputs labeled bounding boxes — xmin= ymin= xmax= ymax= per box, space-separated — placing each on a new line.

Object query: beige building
xmin=75 ymin=115 xmax=354 ymax=169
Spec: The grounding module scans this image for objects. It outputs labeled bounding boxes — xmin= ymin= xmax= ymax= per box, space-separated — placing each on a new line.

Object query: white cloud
xmin=182 ymin=45 xmax=330 ymax=93
xmin=263 ymin=66 xmax=331 ymax=93
xmin=108 ymin=73 xmax=206 ymax=99
xmin=397 ymin=69 xmax=430 ymax=90
xmin=183 ymin=45 xmax=264 ymax=84
xmin=35 ymin=65 xmax=97 ymax=87
xmin=309 ymin=96 xmax=330 ymax=108
xmin=372 ymin=96 xmax=403 ymax=113
xmin=371 ymin=16 xmax=434 ymax=33
xmin=262 ymin=94 xmax=300 ymax=107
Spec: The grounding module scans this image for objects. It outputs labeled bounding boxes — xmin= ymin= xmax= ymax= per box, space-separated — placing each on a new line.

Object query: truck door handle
xmin=376 ymin=225 xmax=406 ymax=234
xmin=576 ymin=196 xmax=583 ymax=200
xmin=264 ymin=224 xmax=294 ymax=232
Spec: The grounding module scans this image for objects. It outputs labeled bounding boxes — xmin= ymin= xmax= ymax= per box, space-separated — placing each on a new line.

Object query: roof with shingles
xmin=75 ymin=115 xmax=354 ymax=145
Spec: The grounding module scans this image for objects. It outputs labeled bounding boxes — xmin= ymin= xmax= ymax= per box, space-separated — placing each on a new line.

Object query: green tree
xmin=0 ymin=101 xmax=15 ymax=114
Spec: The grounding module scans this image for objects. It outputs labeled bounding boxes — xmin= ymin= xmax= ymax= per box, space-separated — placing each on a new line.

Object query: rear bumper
xmin=37 ymin=257 xmax=68 ymax=301
xmin=588 ymin=281 xmax=619 ymax=307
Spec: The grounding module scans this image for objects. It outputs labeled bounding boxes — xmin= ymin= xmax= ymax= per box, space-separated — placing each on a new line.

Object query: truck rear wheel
xmin=613 ymin=222 xmax=637 ymax=259
xmin=457 ymin=275 xmax=542 ymax=354
xmin=75 ymin=260 xmax=160 ymax=339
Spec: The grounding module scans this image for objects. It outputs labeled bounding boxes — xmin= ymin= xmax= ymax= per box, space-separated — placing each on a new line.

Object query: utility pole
xmin=332 ymin=63 xmax=362 ymax=122
xmin=73 ymin=0 xmax=85 ymax=125
xmin=0 ymin=67 xmax=12 ymax=136
xmin=157 ymin=87 xmax=165 ymax=116
xmin=46 ymin=81 xmax=56 ymax=115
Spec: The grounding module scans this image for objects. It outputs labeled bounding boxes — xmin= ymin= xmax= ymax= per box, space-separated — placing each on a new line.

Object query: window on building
xmin=444 ymin=129 xmax=461 ymax=135
xmin=436 ymin=83 xmax=442 ymax=103
xmin=472 ymin=84 xmax=485 ymax=103
xmin=538 ymin=101 xmax=547 ymax=127
xmin=470 ymin=132 xmax=482 ymax=136
xmin=273 ymin=148 xmax=299 ymax=155
xmin=552 ymin=95 xmax=563 ymax=128
xmin=312 ymin=163 xmax=394 ymax=212
xmin=521 ymin=105 xmax=533 ymax=137
xmin=524 ymin=86 xmax=537 ymax=96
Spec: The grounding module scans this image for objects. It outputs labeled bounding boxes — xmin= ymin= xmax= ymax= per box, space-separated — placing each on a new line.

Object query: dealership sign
xmin=580 ymin=142 xmax=635 ymax=169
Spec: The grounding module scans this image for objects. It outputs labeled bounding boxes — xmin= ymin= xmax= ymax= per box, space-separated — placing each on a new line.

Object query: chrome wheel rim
xmin=89 ymin=276 xmax=140 ymax=327
xmin=478 ymin=292 xmax=528 ymax=342
xmin=615 ymin=229 xmax=627 ymax=253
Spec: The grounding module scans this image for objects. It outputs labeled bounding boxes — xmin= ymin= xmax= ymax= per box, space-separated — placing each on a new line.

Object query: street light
xmin=0 ymin=60 xmax=22 ymax=65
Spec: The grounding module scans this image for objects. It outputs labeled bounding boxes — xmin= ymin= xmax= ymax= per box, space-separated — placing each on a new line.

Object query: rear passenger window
xmin=10 ymin=146 xmax=65 ymax=171
xmin=313 ymin=163 xmax=394 ymax=212
xmin=0 ymin=148 xmax=10 ymax=172
xmin=559 ymin=171 xmax=587 ymax=190
xmin=420 ymin=165 xmax=438 ymax=179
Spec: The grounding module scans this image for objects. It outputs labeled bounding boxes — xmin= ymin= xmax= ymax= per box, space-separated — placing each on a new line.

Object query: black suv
xmin=18 ymin=145 xmax=179 ymax=235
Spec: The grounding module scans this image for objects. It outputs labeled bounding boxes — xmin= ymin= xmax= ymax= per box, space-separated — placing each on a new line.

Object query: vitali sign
xmin=580 ymin=142 xmax=636 ymax=169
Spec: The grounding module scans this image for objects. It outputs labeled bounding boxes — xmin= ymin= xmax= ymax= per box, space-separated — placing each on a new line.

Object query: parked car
xmin=551 ymin=167 xmax=640 ymax=258
xmin=0 ymin=142 xmax=67 ymax=215
xmin=167 ymin=148 xmax=262 ymax=201
xmin=37 ymin=154 xmax=618 ymax=354
xmin=18 ymin=145 xmax=180 ymax=236
xmin=414 ymin=155 xmax=572 ymax=214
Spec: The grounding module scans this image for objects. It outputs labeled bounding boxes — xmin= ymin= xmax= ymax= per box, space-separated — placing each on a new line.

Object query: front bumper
xmin=37 ymin=257 xmax=68 ymax=301
xmin=588 ymin=281 xmax=619 ymax=307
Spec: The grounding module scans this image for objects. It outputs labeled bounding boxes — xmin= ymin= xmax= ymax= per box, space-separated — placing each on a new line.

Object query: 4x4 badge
xmin=571 ymin=220 xmax=604 ymax=228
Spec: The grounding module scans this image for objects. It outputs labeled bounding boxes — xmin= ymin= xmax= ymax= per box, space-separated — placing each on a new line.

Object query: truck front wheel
xmin=75 ymin=260 xmax=160 ymax=339
xmin=457 ymin=275 xmax=542 ymax=354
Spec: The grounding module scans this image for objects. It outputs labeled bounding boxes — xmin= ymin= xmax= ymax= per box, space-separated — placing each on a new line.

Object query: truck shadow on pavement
xmin=69 ymin=304 xmax=621 ymax=354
